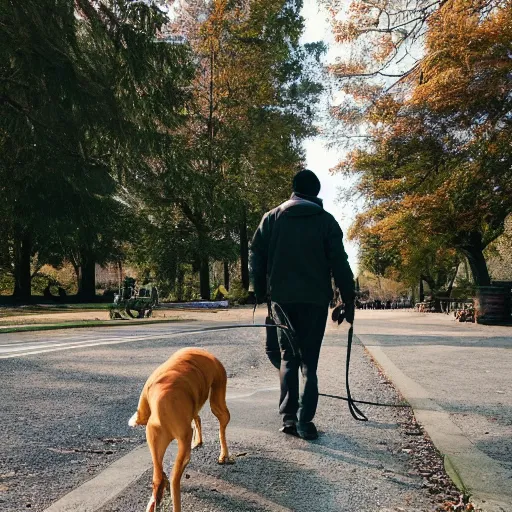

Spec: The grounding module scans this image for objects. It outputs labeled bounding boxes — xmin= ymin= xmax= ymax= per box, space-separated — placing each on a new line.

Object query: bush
xmin=0 ymin=273 xmax=14 ymax=296
xmin=228 ymin=279 xmax=249 ymax=305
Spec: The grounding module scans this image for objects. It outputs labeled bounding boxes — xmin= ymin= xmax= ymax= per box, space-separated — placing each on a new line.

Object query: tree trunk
xmin=224 ymin=261 xmax=230 ymax=290
xmin=176 ymin=265 xmax=184 ymax=302
xmin=446 ymin=263 xmax=459 ymax=298
xmin=208 ymin=47 xmax=215 ymax=176
xmin=199 ymin=256 xmax=210 ymax=300
xmin=460 ymin=233 xmax=491 ymax=286
xmin=78 ymin=251 xmax=96 ymax=301
xmin=13 ymin=232 xmax=32 ymax=301
xmin=71 ymin=261 xmax=80 ymax=291
xmin=419 ymin=278 xmax=425 ymax=302
xmin=240 ymin=208 xmax=250 ymax=291
xmin=118 ymin=260 xmax=123 ymax=291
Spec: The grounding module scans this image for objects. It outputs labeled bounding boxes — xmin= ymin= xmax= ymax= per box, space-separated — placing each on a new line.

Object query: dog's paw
xmin=145 ymin=496 xmax=156 ymax=512
xmin=155 ymin=492 xmax=172 ymax=512
xmin=192 ymin=441 xmax=203 ymax=450
xmin=217 ymin=455 xmax=236 ymax=465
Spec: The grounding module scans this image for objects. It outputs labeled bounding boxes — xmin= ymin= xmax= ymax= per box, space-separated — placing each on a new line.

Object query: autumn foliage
xmin=326 ymin=0 xmax=512 ymax=289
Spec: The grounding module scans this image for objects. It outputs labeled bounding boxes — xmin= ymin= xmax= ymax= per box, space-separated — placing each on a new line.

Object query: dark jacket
xmin=249 ymin=193 xmax=355 ymax=307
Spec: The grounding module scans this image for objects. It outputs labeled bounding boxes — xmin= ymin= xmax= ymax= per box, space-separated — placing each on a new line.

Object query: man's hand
xmin=331 ymin=301 xmax=355 ymax=325
xmin=344 ymin=301 xmax=355 ymax=324
xmin=246 ymin=291 xmax=257 ymax=305
xmin=255 ymin=293 xmax=266 ymax=305
xmin=248 ymin=291 xmax=266 ymax=305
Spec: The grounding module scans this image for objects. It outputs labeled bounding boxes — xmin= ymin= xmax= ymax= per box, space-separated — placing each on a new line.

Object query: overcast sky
xmin=300 ymin=0 xmax=359 ymax=274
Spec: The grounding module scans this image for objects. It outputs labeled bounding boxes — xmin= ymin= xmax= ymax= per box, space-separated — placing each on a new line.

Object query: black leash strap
xmin=318 ymin=324 xmax=409 ymax=409
xmin=270 ymin=302 xmax=297 ymax=358
xmin=344 ymin=324 xmax=368 ymax=422
xmin=254 ymin=303 xmax=408 ymax=417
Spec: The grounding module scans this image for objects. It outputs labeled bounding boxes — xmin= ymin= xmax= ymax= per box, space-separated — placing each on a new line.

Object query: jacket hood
xmin=274 ymin=193 xmax=324 ymax=218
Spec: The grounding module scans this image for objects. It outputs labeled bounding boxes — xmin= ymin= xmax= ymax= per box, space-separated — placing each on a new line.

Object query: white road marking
xmin=42 ymin=423 xmax=285 ymax=512
xmin=0 ymin=325 xmax=257 ymax=359
xmin=43 ymin=442 xmax=171 ymax=512
xmin=0 ymin=330 xmax=196 ymax=359
xmin=227 ymin=387 xmax=279 ymax=400
xmin=0 ymin=329 xmax=183 ymax=348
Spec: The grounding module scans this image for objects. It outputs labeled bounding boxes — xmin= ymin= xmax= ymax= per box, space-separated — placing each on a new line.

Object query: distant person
xmin=250 ymin=169 xmax=355 ymax=440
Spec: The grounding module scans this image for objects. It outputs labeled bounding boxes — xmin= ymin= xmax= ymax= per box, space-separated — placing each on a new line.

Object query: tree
xmin=156 ymin=0 xmax=324 ymax=297
xmin=327 ymin=0 xmax=512 ymax=286
xmin=0 ymin=0 xmax=192 ymax=299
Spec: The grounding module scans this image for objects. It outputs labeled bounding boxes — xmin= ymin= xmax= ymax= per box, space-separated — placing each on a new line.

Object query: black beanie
xmin=293 ymin=169 xmax=321 ymax=197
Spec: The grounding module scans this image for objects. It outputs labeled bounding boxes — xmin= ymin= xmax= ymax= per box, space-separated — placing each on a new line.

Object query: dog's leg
xmin=171 ymin=428 xmax=192 ymax=512
xmin=210 ymin=373 xmax=234 ymax=465
xmin=192 ymin=415 xmax=203 ymax=449
xmin=146 ymin=422 xmax=172 ymax=512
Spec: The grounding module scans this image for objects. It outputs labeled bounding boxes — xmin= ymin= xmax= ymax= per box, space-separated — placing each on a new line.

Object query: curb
xmin=356 ymin=335 xmax=512 ymax=512
xmin=43 ymin=443 xmax=157 ymax=512
xmin=443 ymin=454 xmax=468 ymax=495
xmin=0 ymin=318 xmax=189 ymax=335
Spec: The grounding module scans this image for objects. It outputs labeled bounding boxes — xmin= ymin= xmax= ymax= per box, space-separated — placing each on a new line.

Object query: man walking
xmin=250 ymin=169 xmax=355 ymax=440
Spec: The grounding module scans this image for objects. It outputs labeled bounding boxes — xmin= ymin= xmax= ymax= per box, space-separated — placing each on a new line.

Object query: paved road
xmin=355 ymin=310 xmax=512 ymax=511
xmin=0 ymin=323 xmax=214 ymax=359
xmin=0 ymin=318 xmax=456 ymax=512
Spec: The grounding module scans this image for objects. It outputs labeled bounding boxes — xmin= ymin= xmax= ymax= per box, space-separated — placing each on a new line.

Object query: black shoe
xmin=297 ymin=422 xmax=318 ymax=440
xmin=279 ymin=424 xmax=299 ymax=436
xmin=280 ymin=415 xmax=299 ymax=436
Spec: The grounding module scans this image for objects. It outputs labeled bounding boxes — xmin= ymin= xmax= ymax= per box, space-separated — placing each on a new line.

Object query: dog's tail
xmin=128 ymin=391 xmax=151 ymax=427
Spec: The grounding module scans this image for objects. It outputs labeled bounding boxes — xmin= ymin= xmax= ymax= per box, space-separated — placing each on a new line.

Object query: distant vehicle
xmin=109 ymin=277 xmax=159 ymax=319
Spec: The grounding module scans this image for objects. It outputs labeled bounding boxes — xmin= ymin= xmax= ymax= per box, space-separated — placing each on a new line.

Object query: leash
xmin=253 ymin=302 xmax=409 ymax=420
xmin=317 ymin=323 xmax=409 ymax=410
xmin=341 ymin=324 xmax=367 ymax=421
xmin=175 ymin=322 xmax=409 ymax=417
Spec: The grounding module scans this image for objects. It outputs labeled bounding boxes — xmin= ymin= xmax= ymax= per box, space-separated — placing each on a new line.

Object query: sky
xmin=300 ymin=0 xmax=360 ymax=274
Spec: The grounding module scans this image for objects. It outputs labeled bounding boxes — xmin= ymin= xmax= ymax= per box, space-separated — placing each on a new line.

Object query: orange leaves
xmin=341 ymin=81 xmax=384 ymax=103
xmin=328 ymin=61 xmax=367 ymax=77
xmin=415 ymin=0 xmax=512 ymax=118
xmin=333 ymin=21 xmax=360 ymax=43
xmin=371 ymin=33 xmax=395 ymax=63
xmin=328 ymin=0 xmax=512 ymax=287
xmin=368 ymin=94 xmax=401 ymax=124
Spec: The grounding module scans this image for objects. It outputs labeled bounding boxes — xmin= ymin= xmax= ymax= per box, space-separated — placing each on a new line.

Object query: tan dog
xmin=128 ymin=347 xmax=234 ymax=512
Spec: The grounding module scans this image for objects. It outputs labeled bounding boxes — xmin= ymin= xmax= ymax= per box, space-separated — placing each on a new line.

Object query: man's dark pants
xmin=276 ymin=303 xmax=328 ymax=425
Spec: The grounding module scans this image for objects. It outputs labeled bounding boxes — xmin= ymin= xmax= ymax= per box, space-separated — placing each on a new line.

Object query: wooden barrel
xmin=474 ymin=286 xmax=512 ymax=325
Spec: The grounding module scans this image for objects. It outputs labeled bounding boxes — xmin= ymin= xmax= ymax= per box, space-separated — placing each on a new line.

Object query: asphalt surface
xmin=1 ymin=317 xmax=457 ymax=512
xmin=0 ymin=323 xmax=204 ymax=358
xmin=355 ymin=311 xmax=512 ymax=511
xmin=355 ymin=312 xmax=512 ymax=474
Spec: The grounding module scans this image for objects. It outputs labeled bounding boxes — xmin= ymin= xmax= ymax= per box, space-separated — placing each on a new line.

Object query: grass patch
xmin=42 ymin=303 xmax=112 ymax=310
xmin=0 ymin=318 xmax=187 ymax=334
xmin=0 ymin=303 xmax=112 ymax=317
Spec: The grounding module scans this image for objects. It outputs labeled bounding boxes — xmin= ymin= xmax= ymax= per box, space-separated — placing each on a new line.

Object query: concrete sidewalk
xmin=354 ymin=310 xmax=512 ymax=512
